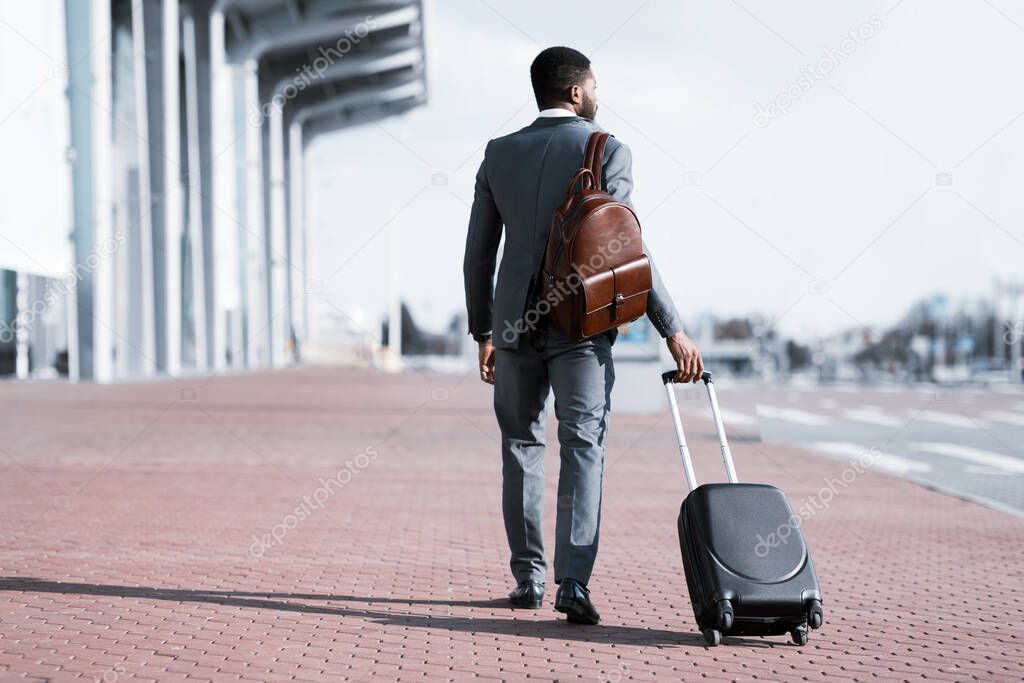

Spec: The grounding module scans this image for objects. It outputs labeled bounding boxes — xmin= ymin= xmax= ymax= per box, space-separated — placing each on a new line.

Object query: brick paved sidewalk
xmin=1 ymin=368 xmax=1022 ymax=681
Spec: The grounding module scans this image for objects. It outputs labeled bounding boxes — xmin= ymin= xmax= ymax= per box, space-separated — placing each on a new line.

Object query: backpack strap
xmin=583 ymin=132 xmax=611 ymax=190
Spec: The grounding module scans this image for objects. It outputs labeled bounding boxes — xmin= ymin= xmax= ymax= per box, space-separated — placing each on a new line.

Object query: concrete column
xmin=288 ymin=122 xmax=307 ymax=344
xmin=131 ymin=0 xmax=159 ymax=375
xmin=233 ymin=67 xmax=251 ymax=366
xmin=243 ymin=60 xmax=269 ymax=367
xmin=15 ymin=273 xmax=29 ymax=380
xmin=162 ymin=0 xmax=183 ymax=375
xmin=268 ymin=107 xmax=289 ymax=366
xmin=182 ymin=12 xmax=209 ymax=370
xmin=137 ymin=0 xmax=171 ymax=374
xmin=91 ymin=0 xmax=115 ymax=383
xmin=209 ymin=8 xmax=235 ymax=369
xmin=64 ymin=0 xmax=100 ymax=381
xmin=193 ymin=0 xmax=217 ymax=370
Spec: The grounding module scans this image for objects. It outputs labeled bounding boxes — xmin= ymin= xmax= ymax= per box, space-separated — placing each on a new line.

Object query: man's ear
xmin=568 ymin=84 xmax=583 ymax=105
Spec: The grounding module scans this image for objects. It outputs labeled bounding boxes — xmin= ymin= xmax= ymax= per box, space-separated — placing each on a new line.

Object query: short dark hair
xmin=530 ymin=46 xmax=591 ymax=106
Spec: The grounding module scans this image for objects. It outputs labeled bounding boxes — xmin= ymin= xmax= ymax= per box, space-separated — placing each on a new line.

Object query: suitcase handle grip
xmin=662 ymin=370 xmax=713 ymax=385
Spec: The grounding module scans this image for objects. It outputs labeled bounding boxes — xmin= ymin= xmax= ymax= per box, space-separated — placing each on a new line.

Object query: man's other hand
xmin=478 ymin=340 xmax=496 ymax=384
xmin=666 ymin=332 xmax=703 ymax=383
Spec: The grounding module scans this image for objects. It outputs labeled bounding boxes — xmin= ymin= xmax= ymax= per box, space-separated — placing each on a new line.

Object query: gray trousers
xmin=493 ymin=328 xmax=615 ymax=586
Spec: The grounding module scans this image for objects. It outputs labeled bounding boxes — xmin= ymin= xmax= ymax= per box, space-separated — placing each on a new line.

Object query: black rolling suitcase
xmin=661 ymin=370 xmax=824 ymax=646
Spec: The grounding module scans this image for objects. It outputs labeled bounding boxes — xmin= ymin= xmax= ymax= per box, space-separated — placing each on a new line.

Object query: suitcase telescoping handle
xmin=661 ymin=370 xmax=739 ymax=492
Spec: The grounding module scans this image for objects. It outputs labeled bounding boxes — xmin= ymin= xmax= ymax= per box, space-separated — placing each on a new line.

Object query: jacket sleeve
xmin=463 ymin=143 xmax=503 ymax=338
xmin=603 ymin=141 xmax=683 ymax=339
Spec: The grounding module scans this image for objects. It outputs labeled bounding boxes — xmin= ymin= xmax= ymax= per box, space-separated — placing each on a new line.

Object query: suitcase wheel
xmin=807 ymin=599 xmax=823 ymax=630
xmin=790 ymin=625 xmax=809 ymax=646
xmin=702 ymin=628 xmax=723 ymax=647
xmin=714 ymin=600 xmax=734 ymax=631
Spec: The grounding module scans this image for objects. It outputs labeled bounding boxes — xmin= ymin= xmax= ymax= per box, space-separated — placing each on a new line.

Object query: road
xmin=674 ymin=379 xmax=1024 ymax=515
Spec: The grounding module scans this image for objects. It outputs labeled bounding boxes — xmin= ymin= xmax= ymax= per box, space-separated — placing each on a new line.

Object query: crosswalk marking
xmin=963 ymin=465 xmax=1024 ymax=476
xmin=909 ymin=442 xmax=1024 ymax=474
xmin=810 ymin=441 xmax=932 ymax=474
xmin=982 ymin=410 xmax=1024 ymax=427
xmin=757 ymin=405 xmax=833 ymax=427
xmin=911 ymin=410 xmax=981 ymax=429
xmin=842 ymin=406 xmax=905 ymax=427
xmin=719 ymin=409 xmax=759 ymax=428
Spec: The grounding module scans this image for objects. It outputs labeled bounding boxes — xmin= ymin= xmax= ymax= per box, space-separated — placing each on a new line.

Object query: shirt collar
xmin=537 ymin=107 xmax=578 ymax=118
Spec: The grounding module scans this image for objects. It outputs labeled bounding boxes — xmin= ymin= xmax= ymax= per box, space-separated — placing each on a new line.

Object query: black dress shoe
xmin=554 ymin=578 xmax=600 ymax=625
xmin=508 ymin=580 xmax=544 ymax=609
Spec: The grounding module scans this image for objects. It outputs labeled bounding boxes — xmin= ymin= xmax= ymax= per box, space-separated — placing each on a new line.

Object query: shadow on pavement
xmin=0 ymin=577 xmax=777 ymax=648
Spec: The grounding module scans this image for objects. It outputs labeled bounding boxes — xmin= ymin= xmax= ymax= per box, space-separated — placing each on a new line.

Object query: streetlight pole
xmin=1012 ymin=280 xmax=1023 ymax=383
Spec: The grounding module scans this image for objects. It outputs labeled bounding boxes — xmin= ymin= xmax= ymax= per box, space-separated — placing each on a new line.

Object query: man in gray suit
xmin=463 ymin=46 xmax=704 ymax=624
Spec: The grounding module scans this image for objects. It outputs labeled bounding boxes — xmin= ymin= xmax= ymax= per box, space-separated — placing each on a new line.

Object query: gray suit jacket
xmin=463 ymin=115 xmax=682 ymax=350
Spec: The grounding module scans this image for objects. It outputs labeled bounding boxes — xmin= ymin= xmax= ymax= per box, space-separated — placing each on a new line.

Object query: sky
xmin=0 ymin=1 xmax=71 ymax=276
xmin=2 ymin=1 xmax=1022 ymax=345
xmin=309 ymin=0 xmax=1024 ymax=341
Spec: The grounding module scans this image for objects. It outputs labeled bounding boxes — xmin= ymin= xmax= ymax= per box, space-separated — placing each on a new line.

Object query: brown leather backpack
xmin=534 ymin=132 xmax=652 ymax=342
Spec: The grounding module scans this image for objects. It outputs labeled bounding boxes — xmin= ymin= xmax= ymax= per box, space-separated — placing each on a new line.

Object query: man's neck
xmin=537 ymin=106 xmax=578 ymax=118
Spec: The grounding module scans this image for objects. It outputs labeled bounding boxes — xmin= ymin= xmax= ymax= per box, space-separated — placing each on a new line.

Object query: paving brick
xmin=0 ymin=369 xmax=1022 ymax=681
